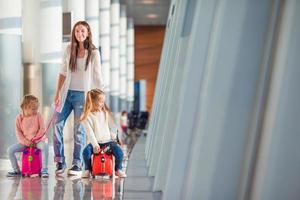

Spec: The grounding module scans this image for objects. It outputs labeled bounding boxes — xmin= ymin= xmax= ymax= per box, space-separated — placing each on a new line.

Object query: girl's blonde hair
xmin=20 ymin=94 xmax=39 ymax=111
xmin=69 ymin=21 xmax=96 ymax=72
xmin=80 ymin=89 xmax=113 ymax=122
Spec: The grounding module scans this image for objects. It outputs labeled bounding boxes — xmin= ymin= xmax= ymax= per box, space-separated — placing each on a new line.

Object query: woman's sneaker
xmin=81 ymin=170 xmax=91 ymax=178
xmin=6 ymin=171 xmax=21 ymax=177
xmin=67 ymin=165 xmax=82 ymax=176
xmin=55 ymin=162 xmax=66 ymax=175
xmin=115 ymin=170 xmax=127 ymax=178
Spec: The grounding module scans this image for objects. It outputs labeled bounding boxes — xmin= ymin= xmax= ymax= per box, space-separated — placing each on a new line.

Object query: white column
xmin=23 ymin=0 xmax=39 ymax=64
xmin=85 ymin=0 xmax=99 ymax=47
xmin=251 ymin=1 xmax=300 ymax=199
xmin=0 ymin=0 xmax=22 ymax=35
xmin=126 ymin=18 xmax=134 ymax=111
xmin=144 ymin=0 xmax=300 ymax=199
xmin=40 ymin=0 xmax=63 ymax=64
xmin=160 ymin=0 xmax=218 ymax=196
xmin=152 ymin=0 xmax=190 ymax=191
xmin=147 ymin=0 xmax=184 ymax=178
xmin=99 ymin=0 xmax=111 ymax=102
xmin=39 ymin=0 xmax=62 ymax=129
xmin=145 ymin=0 xmax=281 ymax=198
xmin=67 ymin=0 xmax=85 ymax=26
xmin=110 ymin=0 xmax=120 ymax=112
xmin=23 ymin=0 xmax=42 ymax=101
xmin=170 ymin=0 xmax=274 ymax=199
xmin=119 ymin=5 xmax=127 ymax=111
xmin=0 ymin=0 xmax=22 ymax=157
xmin=145 ymin=1 xmax=174 ymax=163
xmin=136 ymin=80 xmax=146 ymax=111
xmin=237 ymin=1 xmax=282 ymax=199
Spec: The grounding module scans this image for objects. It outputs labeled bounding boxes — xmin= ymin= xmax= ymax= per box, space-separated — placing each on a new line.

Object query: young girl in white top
xmin=81 ymin=89 xmax=126 ymax=178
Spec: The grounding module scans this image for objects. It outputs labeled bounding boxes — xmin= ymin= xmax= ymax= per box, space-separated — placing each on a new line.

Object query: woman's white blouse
xmin=58 ymin=44 xmax=105 ymax=112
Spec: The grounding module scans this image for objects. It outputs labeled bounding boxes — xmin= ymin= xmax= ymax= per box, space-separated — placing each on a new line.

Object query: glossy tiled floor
xmin=0 ymin=172 xmax=125 ymax=200
xmin=123 ymin=135 xmax=162 ymax=200
xmin=0 ymin=130 xmax=161 ymax=200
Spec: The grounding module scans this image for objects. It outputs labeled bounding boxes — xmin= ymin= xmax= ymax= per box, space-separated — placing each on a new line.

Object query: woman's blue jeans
xmin=53 ymin=90 xmax=86 ymax=167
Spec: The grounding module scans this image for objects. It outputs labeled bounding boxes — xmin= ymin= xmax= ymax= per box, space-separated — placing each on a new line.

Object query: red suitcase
xmin=21 ymin=147 xmax=42 ymax=176
xmin=92 ymin=179 xmax=113 ymax=199
xmin=92 ymin=146 xmax=113 ymax=177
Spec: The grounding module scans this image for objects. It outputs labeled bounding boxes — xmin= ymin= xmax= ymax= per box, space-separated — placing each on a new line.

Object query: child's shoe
xmin=30 ymin=174 xmax=39 ymax=178
xmin=81 ymin=170 xmax=91 ymax=178
xmin=81 ymin=178 xmax=91 ymax=186
xmin=6 ymin=171 xmax=21 ymax=177
xmin=115 ymin=170 xmax=127 ymax=178
xmin=41 ymin=171 xmax=49 ymax=178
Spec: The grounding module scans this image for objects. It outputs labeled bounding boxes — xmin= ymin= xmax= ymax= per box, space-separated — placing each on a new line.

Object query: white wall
xmin=145 ymin=0 xmax=300 ymax=199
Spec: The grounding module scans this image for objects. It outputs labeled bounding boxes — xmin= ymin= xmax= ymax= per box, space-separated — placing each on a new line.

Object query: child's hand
xmin=118 ymin=140 xmax=123 ymax=146
xmin=93 ymin=146 xmax=100 ymax=154
xmin=25 ymin=140 xmax=31 ymax=147
xmin=29 ymin=141 xmax=36 ymax=147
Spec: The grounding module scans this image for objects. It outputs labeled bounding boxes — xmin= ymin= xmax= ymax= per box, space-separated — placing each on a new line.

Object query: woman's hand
xmin=54 ymin=92 xmax=61 ymax=106
xmin=93 ymin=146 xmax=100 ymax=154
xmin=54 ymin=74 xmax=66 ymax=106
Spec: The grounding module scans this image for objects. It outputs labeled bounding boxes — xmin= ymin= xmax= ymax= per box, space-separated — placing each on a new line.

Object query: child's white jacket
xmin=82 ymin=111 xmax=117 ymax=148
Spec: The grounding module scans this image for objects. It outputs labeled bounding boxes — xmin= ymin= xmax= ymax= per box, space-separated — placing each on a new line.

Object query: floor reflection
xmin=0 ymin=129 xmax=141 ymax=200
xmin=4 ymin=176 xmax=122 ymax=200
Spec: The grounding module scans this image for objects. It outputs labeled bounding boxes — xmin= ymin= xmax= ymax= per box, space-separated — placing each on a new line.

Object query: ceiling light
xmin=140 ymin=0 xmax=156 ymax=5
xmin=146 ymin=13 xmax=159 ymax=19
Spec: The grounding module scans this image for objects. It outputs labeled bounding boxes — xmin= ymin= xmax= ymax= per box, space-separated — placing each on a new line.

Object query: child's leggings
xmin=7 ymin=141 xmax=48 ymax=172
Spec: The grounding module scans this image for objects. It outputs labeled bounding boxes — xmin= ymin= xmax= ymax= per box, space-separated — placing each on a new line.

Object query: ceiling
xmin=120 ymin=0 xmax=171 ymax=25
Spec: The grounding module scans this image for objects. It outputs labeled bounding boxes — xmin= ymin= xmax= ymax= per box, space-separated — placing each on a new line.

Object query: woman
xmin=53 ymin=21 xmax=104 ymax=176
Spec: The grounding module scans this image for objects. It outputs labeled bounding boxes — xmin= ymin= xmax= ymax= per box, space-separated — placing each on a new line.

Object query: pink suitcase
xmin=20 ymin=104 xmax=58 ymax=177
xmin=22 ymin=147 xmax=42 ymax=176
xmin=21 ymin=177 xmax=42 ymax=199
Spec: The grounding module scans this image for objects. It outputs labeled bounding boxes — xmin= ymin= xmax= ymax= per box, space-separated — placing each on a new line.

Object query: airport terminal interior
xmin=1 ymin=0 xmax=300 ymax=200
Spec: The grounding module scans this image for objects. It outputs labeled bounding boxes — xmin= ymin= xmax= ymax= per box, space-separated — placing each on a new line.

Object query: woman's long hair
xmin=69 ymin=21 xmax=96 ymax=72
xmin=80 ymin=89 xmax=113 ymax=122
